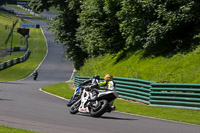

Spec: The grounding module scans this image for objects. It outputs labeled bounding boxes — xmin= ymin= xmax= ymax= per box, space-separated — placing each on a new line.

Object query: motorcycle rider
xmin=67 ymin=75 xmax=100 ymax=106
xmin=78 ymin=75 xmax=100 ymax=98
xmin=85 ymin=74 xmax=116 ymax=112
xmin=33 ymin=70 xmax=38 ymax=81
xmin=80 ymin=75 xmax=100 ymax=87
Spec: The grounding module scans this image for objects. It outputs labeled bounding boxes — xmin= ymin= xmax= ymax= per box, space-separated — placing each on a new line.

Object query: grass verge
xmin=0 ymin=126 xmax=38 ymax=133
xmin=77 ymin=46 xmax=200 ymax=83
xmin=0 ymin=10 xmax=30 ymax=49
xmin=42 ymin=82 xmax=75 ymax=99
xmin=41 ymin=81 xmax=200 ymax=125
xmin=0 ymin=27 xmax=46 ymax=81
xmin=0 ymin=8 xmax=47 ymax=82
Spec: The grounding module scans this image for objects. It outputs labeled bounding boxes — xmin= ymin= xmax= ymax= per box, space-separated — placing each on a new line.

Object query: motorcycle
xmin=69 ymin=88 xmax=118 ymax=117
xmin=67 ymin=87 xmax=83 ymax=107
xmin=67 ymin=77 xmax=99 ymax=107
xmin=33 ymin=71 xmax=38 ymax=80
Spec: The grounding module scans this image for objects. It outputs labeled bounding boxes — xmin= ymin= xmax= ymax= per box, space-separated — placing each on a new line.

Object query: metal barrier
xmin=74 ymin=76 xmax=200 ymax=110
xmin=0 ymin=48 xmax=29 ymax=71
xmin=74 ymin=76 xmax=153 ymax=104
xmin=150 ymin=83 xmax=200 ymax=110
xmin=74 ymin=76 xmax=91 ymax=87
xmin=114 ymin=77 xmax=153 ymax=104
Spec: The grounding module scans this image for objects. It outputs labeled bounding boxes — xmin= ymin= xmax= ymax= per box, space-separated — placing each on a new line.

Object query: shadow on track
xmin=99 ymin=116 xmax=137 ymax=121
xmin=0 ymin=82 xmax=25 ymax=85
xmin=0 ymin=98 xmax=14 ymax=101
xmin=75 ymin=113 xmax=137 ymax=121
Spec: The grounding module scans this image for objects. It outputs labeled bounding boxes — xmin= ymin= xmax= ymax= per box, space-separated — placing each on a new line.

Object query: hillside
xmin=0 ymin=9 xmax=29 ymax=63
xmin=76 ymin=46 xmax=200 ymax=84
xmin=0 ymin=10 xmax=26 ymax=49
xmin=0 ymin=8 xmax=47 ymax=81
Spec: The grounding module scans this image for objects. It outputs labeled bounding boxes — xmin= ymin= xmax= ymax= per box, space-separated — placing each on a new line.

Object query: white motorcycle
xmin=70 ymin=88 xmax=118 ymax=117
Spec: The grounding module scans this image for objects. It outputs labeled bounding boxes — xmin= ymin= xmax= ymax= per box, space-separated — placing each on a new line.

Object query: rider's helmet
xmin=104 ymin=74 xmax=113 ymax=81
xmin=93 ymin=75 xmax=100 ymax=80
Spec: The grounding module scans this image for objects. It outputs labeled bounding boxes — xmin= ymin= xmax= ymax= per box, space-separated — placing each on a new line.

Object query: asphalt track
xmin=0 ymin=8 xmax=200 ymax=133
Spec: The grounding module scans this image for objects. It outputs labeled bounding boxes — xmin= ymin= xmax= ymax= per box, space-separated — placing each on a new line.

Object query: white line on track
xmin=39 ymin=82 xmax=200 ymax=127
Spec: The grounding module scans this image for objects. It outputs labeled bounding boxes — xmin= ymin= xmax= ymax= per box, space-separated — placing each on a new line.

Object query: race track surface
xmin=0 ymin=8 xmax=200 ymax=133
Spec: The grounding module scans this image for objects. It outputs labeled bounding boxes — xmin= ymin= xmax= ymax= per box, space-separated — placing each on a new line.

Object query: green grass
xmin=0 ymin=10 xmax=47 ymax=81
xmin=0 ymin=52 xmax=25 ymax=63
xmin=0 ymin=10 xmax=30 ymax=49
xmin=42 ymin=82 xmax=75 ymax=99
xmin=41 ymin=82 xmax=200 ymax=125
xmin=114 ymin=99 xmax=200 ymax=125
xmin=0 ymin=27 xmax=46 ymax=81
xmin=6 ymin=4 xmax=29 ymax=12
xmin=77 ymin=46 xmax=200 ymax=83
xmin=0 ymin=126 xmax=38 ymax=133
xmin=2 ymin=52 xmax=25 ymax=60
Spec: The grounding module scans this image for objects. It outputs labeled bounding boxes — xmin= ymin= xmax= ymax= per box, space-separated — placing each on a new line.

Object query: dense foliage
xmin=118 ymin=0 xmax=200 ymax=56
xmin=30 ymin=0 xmax=200 ymax=69
xmin=0 ymin=0 xmax=7 ymax=5
xmin=77 ymin=0 xmax=125 ymax=56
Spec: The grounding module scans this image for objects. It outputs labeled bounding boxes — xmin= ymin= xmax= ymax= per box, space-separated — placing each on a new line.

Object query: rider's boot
xmin=107 ymin=105 xmax=116 ymax=113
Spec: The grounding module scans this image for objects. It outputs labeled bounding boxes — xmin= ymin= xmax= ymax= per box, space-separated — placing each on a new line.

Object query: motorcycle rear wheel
xmin=91 ymin=99 xmax=108 ymax=117
xmin=70 ymin=99 xmax=81 ymax=114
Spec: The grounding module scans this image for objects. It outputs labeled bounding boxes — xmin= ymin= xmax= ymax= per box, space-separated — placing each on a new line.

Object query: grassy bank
xmin=0 ymin=27 xmax=46 ymax=81
xmin=0 ymin=10 xmax=47 ymax=81
xmin=0 ymin=10 xmax=30 ymax=49
xmin=0 ymin=126 xmax=38 ymax=133
xmin=42 ymin=82 xmax=74 ymax=99
xmin=77 ymin=46 xmax=200 ymax=83
xmin=41 ymin=82 xmax=200 ymax=125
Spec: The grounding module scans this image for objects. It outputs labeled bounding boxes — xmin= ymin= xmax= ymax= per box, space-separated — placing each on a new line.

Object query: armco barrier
xmin=150 ymin=83 xmax=200 ymax=110
xmin=74 ymin=76 xmax=200 ymax=110
xmin=0 ymin=48 xmax=29 ymax=71
xmin=74 ymin=76 xmax=153 ymax=104
xmin=114 ymin=77 xmax=153 ymax=104
xmin=6 ymin=35 xmax=29 ymax=52
xmin=74 ymin=76 xmax=91 ymax=87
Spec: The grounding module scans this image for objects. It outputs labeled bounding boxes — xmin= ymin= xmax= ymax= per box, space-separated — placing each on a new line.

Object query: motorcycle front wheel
xmin=70 ymin=99 xmax=81 ymax=114
xmin=90 ymin=99 xmax=108 ymax=117
xmin=67 ymin=98 xmax=74 ymax=107
xmin=67 ymin=96 xmax=80 ymax=107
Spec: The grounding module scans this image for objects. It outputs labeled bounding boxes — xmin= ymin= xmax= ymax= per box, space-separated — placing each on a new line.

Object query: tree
xmin=0 ymin=0 xmax=7 ymax=6
xmin=118 ymin=0 xmax=200 ymax=55
xmin=30 ymin=0 xmax=200 ymax=69
xmin=30 ymin=0 xmax=88 ymax=70
xmin=77 ymin=0 xmax=125 ymax=56
xmin=30 ymin=0 xmax=124 ymax=69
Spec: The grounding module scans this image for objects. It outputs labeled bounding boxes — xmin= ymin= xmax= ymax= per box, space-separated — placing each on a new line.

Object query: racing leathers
xmin=97 ymin=80 xmax=116 ymax=91
xmin=80 ymin=78 xmax=99 ymax=87
xmin=87 ymin=79 xmax=116 ymax=112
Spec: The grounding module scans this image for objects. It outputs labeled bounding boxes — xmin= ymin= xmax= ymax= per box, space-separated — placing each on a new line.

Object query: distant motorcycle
xmin=69 ymin=88 xmax=118 ymax=117
xmin=33 ymin=70 xmax=38 ymax=81
xmin=67 ymin=87 xmax=83 ymax=107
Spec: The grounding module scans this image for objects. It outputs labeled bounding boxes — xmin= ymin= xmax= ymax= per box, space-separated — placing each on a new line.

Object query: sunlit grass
xmin=0 ymin=10 xmax=27 ymax=49
xmin=0 ymin=28 xmax=46 ymax=81
xmin=0 ymin=126 xmax=38 ymax=133
xmin=42 ymin=82 xmax=75 ymax=99
xmin=77 ymin=46 xmax=200 ymax=83
xmin=41 ymin=82 xmax=200 ymax=125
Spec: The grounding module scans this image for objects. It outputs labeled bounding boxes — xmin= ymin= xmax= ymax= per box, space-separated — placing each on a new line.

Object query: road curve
xmin=0 ymin=8 xmax=200 ymax=133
